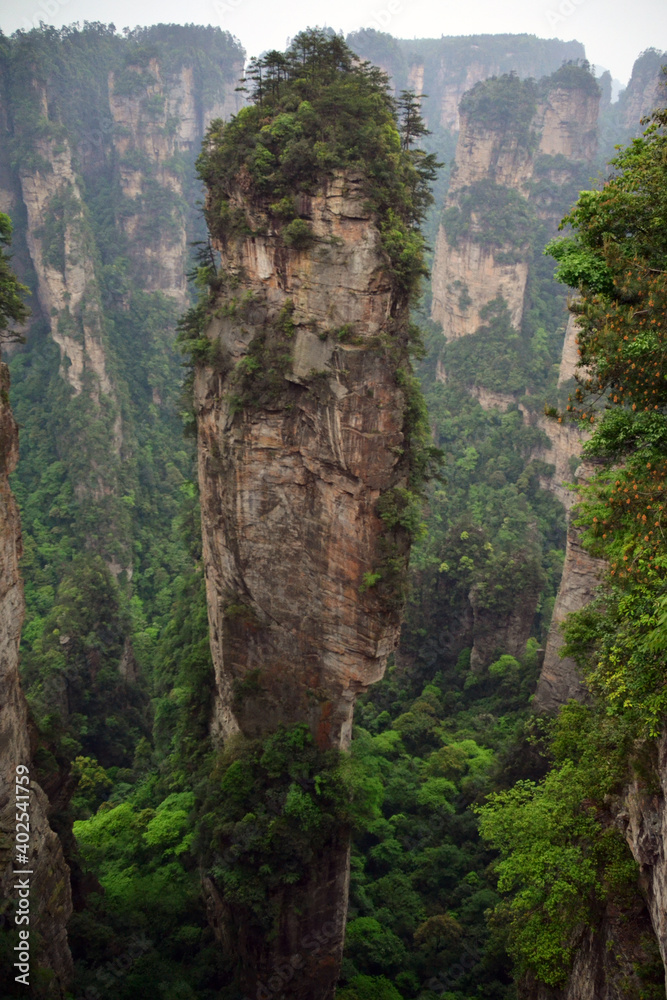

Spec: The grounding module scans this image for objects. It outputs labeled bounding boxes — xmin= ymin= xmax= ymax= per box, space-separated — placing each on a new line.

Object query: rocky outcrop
xmin=0 ymin=363 xmax=72 ymax=995
xmin=558 ymin=313 xmax=581 ymax=386
xmin=431 ymin=228 xmax=528 ymax=341
xmin=534 ymin=85 xmax=599 ymax=162
xmin=108 ymin=58 xmax=242 ymax=304
xmin=197 ymin=173 xmax=409 ymax=748
xmin=431 ymin=72 xmax=599 ymax=339
xmin=533 ymin=515 xmax=603 ymax=713
xmin=522 ymin=895 xmax=662 ymax=1000
xmin=194 ymin=171 xmax=416 ymax=996
xmin=18 ymin=130 xmax=115 ymax=406
xmin=616 ymin=49 xmax=667 ymax=133
xmin=346 ymin=31 xmax=584 ymax=131
xmin=466 ymin=385 xmax=514 ymax=411
xmin=519 ymin=407 xmax=590 ymax=508
xmin=616 ymin=732 xmax=667 ymax=985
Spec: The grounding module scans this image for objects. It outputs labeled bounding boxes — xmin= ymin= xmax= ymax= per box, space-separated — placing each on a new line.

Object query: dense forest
xmin=0 ymin=20 xmax=666 ymax=1000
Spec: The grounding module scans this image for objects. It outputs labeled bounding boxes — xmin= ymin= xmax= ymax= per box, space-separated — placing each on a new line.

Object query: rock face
xmin=0 ymin=30 xmax=245 ymax=567
xmin=533 ymin=513 xmax=603 ymax=713
xmin=519 ymin=407 xmax=590 ymax=508
xmin=431 ymin=73 xmax=599 ymax=338
xmin=616 ymin=732 xmax=667 ymax=988
xmin=196 ymin=173 xmax=410 ymax=750
xmin=108 ymin=58 xmax=242 ymax=305
xmin=18 ymin=127 xmax=115 ymax=404
xmin=534 ymin=85 xmax=599 ymax=162
xmin=194 ymin=172 xmax=416 ymax=996
xmin=616 ymin=49 xmax=667 ymax=134
xmin=558 ymin=313 xmax=581 ymax=386
xmin=346 ymin=32 xmax=584 ymax=131
xmin=521 ymin=895 xmax=662 ymax=1000
xmin=431 ymin=227 xmax=528 ymax=342
xmin=0 ymin=363 xmax=73 ymax=995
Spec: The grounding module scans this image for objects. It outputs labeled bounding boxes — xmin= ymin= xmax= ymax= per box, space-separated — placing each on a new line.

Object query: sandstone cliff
xmin=17 ymin=126 xmax=116 ymax=407
xmin=431 ymin=70 xmax=599 ymax=339
xmin=616 ymin=48 xmax=667 ymax=134
xmin=533 ymin=512 xmax=603 ymax=713
xmin=0 ymin=26 xmax=245 ymax=567
xmin=196 ymin=172 xmax=411 ymax=749
xmin=346 ymin=31 xmax=584 ymax=130
xmin=0 ymin=363 xmax=72 ymax=996
xmin=522 ymin=897 xmax=662 ymax=1000
xmin=616 ymin=731 xmax=667 ymax=987
xmin=108 ymin=57 xmax=242 ymax=304
xmin=194 ymin=170 xmax=417 ymax=998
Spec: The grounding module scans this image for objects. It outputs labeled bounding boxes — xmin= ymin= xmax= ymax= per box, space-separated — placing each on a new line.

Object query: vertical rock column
xmin=194 ymin=173 xmax=416 ymax=998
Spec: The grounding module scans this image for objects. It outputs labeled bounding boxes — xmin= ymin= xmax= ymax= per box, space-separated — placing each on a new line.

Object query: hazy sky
xmin=2 ymin=0 xmax=666 ymax=85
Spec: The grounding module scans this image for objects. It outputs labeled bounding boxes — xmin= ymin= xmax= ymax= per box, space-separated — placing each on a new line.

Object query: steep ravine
xmin=194 ymin=170 xmax=417 ymax=998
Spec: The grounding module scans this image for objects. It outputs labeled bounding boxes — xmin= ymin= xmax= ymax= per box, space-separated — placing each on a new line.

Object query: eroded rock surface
xmin=195 ymin=173 xmax=417 ymax=997
xmin=431 ymin=78 xmax=599 ymax=339
xmin=196 ymin=173 xmax=412 ymax=750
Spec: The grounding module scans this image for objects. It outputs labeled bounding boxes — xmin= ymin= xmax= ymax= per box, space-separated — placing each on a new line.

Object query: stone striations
xmin=616 ymin=731 xmax=667 ymax=989
xmin=533 ymin=509 xmax=604 ymax=713
xmin=18 ymin=122 xmax=114 ymax=406
xmin=108 ymin=58 xmax=242 ymax=304
xmin=0 ymin=363 xmax=73 ymax=995
xmin=195 ymin=171 xmax=415 ymax=998
xmin=431 ymin=73 xmax=599 ymax=339
xmin=196 ymin=173 xmax=408 ymax=750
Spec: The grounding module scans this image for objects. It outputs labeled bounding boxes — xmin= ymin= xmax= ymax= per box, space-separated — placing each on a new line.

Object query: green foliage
xmin=197 ymin=29 xmax=432 ymax=294
xmin=377 ymin=486 xmax=425 ymax=537
xmin=443 ymin=180 xmax=536 ymax=261
xmin=338 ymin=642 xmax=547 ymax=998
xmin=0 ymin=213 xmax=29 ymax=340
xmin=544 ymin=229 xmax=614 ymax=294
xmin=481 ymin=107 xmax=667 ymax=995
xmin=21 ymin=554 xmax=148 ymax=769
xmin=282 ymin=216 xmax=315 ymax=249
xmin=337 ymin=973 xmax=403 ymax=1000
xmin=477 ymin=704 xmax=639 ymax=987
xmin=544 ymin=106 xmax=667 ymax=735
xmin=196 ymin=724 xmax=381 ymax=929
xmin=459 ymin=73 xmax=537 ymax=145
xmin=441 ymin=296 xmax=560 ymax=394
xmin=540 ymin=59 xmax=600 ymax=96
xmin=71 ymin=788 xmax=228 ymax=999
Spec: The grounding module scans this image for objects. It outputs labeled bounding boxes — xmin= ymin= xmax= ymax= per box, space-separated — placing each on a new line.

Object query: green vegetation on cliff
xmin=197 ymin=29 xmax=437 ymax=295
xmin=478 ymin=105 xmax=667 ymax=994
xmin=0 ymin=213 xmax=29 ymax=338
xmin=3 ymin=22 xmax=665 ymax=1000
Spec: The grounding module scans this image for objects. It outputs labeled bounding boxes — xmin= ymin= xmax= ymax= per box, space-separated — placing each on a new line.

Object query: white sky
xmin=1 ymin=0 xmax=666 ymax=86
